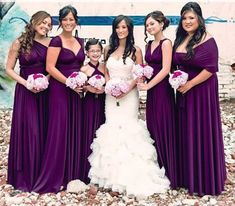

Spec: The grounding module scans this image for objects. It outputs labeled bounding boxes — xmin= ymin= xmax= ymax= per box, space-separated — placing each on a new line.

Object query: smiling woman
xmin=173 ymin=1 xmax=226 ymax=196
xmin=32 ymin=5 xmax=85 ymax=194
xmin=5 ymin=10 xmax=52 ymax=192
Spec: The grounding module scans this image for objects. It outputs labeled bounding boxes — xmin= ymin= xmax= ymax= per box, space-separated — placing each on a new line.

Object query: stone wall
xmin=218 ymin=62 xmax=235 ymax=100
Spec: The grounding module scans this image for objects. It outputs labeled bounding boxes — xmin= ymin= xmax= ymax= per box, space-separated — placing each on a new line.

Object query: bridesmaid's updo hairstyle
xmin=58 ymin=5 xmax=79 ymax=28
xmin=85 ymin=39 xmax=103 ymax=52
xmin=173 ymin=2 xmax=206 ymax=60
xmin=105 ymin=15 xmax=136 ymax=64
xmin=19 ymin=11 xmax=52 ymax=55
xmin=144 ymin=11 xmax=170 ymax=43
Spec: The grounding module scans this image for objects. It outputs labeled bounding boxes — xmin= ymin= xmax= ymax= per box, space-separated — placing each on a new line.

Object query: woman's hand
xmin=95 ymin=86 xmax=105 ymax=94
xmin=137 ymin=82 xmax=150 ymax=91
xmin=136 ymin=77 xmax=145 ymax=84
xmin=27 ymin=87 xmax=45 ymax=93
xmin=84 ymin=85 xmax=98 ymax=93
xmin=73 ymin=85 xmax=83 ymax=94
xmin=177 ymin=80 xmax=194 ymax=94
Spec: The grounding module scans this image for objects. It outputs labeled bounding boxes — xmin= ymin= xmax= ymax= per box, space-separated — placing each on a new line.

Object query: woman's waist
xmin=56 ymin=66 xmax=82 ymax=77
xmin=20 ymin=67 xmax=47 ymax=78
xmin=109 ymin=75 xmax=134 ymax=82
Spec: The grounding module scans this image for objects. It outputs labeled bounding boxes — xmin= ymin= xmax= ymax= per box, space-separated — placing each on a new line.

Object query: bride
xmin=88 ymin=15 xmax=170 ymax=198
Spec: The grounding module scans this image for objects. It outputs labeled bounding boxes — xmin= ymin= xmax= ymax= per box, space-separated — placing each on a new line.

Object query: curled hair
xmin=173 ymin=2 xmax=206 ymax=60
xmin=144 ymin=10 xmax=170 ymax=43
xmin=105 ymin=15 xmax=136 ymax=64
xmin=58 ymin=5 xmax=79 ymax=29
xmin=18 ymin=11 xmax=52 ymax=55
xmin=85 ymin=39 xmax=103 ymax=51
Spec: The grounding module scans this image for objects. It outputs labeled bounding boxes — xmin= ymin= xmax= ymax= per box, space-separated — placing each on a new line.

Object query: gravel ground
xmin=0 ymin=100 xmax=234 ymax=206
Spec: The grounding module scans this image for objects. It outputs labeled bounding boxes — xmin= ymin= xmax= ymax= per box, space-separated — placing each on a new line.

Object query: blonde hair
xmin=18 ymin=11 xmax=52 ymax=55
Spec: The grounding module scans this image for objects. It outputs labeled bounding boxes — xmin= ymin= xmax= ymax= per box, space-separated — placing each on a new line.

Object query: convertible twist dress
xmin=33 ymin=36 xmax=85 ymax=193
xmin=173 ymin=38 xmax=226 ymax=195
xmin=8 ymin=40 xmax=48 ymax=192
xmin=145 ymin=39 xmax=177 ymax=188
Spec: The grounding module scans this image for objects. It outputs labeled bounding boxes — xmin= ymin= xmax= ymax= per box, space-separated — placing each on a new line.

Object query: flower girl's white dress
xmin=88 ymin=56 xmax=170 ymax=198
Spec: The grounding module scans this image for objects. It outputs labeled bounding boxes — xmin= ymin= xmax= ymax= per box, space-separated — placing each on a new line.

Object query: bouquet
xmin=87 ymin=74 xmax=105 ymax=98
xmin=66 ymin=71 xmax=88 ymax=98
xmin=26 ymin=73 xmax=49 ymax=91
xmin=132 ymin=64 xmax=154 ymax=79
xmin=169 ymin=70 xmax=188 ymax=90
xmin=105 ymin=78 xmax=129 ymax=106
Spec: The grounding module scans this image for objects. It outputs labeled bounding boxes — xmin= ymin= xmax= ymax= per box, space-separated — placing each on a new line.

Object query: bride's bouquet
xmin=88 ymin=74 xmax=105 ymax=98
xmin=66 ymin=71 xmax=87 ymax=98
xmin=105 ymin=78 xmax=129 ymax=106
xmin=26 ymin=73 xmax=49 ymax=91
xmin=169 ymin=70 xmax=188 ymax=90
xmin=132 ymin=64 xmax=154 ymax=79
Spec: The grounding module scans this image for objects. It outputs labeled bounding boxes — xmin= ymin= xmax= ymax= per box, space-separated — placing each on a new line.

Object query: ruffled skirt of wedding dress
xmin=88 ymin=89 xmax=170 ymax=198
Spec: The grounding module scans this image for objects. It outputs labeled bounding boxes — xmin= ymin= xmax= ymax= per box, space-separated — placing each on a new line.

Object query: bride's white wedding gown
xmin=88 ymin=56 xmax=170 ymax=197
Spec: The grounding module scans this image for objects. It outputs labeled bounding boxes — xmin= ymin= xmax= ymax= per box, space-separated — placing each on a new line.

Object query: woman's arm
xmin=46 ymin=46 xmax=67 ymax=84
xmin=138 ymin=39 xmax=172 ymax=91
xmin=178 ymin=69 xmax=212 ymax=94
xmin=5 ymin=40 xmax=27 ymax=87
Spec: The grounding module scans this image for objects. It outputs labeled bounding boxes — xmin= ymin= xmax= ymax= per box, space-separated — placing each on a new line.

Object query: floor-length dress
xmin=7 ymin=40 xmax=48 ymax=192
xmin=145 ymin=39 xmax=177 ymax=188
xmin=173 ymin=38 xmax=226 ymax=195
xmin=33 ymin=36 xmax=85 ymax=193
xmin=88 ymin=56 xmax=170 ymax=198
xmin=80 ymin=62 xmax=105 ymax=183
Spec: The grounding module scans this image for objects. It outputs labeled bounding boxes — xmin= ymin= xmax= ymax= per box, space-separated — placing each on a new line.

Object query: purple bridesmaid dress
xmin=145 ymin=39 xmax=177 ymax=188
xmin=80 ymin=62 xmax=105 ymax=184
xmin=173 ymin=38 xmax=226 ymax=195
xmin=7 ymin=41 xmax=48 ymax=192
xmin=33 ymin=36 xmax=85 ymax=193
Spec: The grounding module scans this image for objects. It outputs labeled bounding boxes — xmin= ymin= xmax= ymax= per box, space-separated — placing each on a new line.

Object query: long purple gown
xmin=33 ymin=36 xmax=85 ymax=193
xmin=80 ymin=62 xmax=105 ymax=184
xmin=145 ymin=39 xmax=177 ymax=188
xmin=7 ymin=40 xmax=48 ymax=192
xmin=173 ymin=38 xmax=226 ymax=195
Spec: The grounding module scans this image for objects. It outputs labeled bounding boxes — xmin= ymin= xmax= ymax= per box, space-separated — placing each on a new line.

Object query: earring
xmin=75 ymin=29 xmax=78 ymax=37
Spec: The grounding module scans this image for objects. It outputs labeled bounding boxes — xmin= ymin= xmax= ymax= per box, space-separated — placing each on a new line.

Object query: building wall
xmin=0 ymin=0 xmax=234 ymax=108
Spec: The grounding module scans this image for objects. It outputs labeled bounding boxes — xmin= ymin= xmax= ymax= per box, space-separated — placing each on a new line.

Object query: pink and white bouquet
xmin=169 ymin=70 xmax=188 ymax=90
xmin=26 ymin=73 xmax=49 ymax=91
xmin=88 ymin=74 xmax=105 ymax=90
xmin=66 ymin=71 xmax=88 ymax=89
xmin=132 ymin=64 xmax=154 ymax=79
xmin=88 ymin=74 xmax=106 ymax=98
xmin=105 ymin=78 xmax=129 ymax=106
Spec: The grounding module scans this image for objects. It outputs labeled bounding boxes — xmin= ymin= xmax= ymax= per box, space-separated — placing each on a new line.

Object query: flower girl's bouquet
xmin=105 ymin=78 xmax=129 ymax=106
xmin=66 ymin=71 xmax=88 ymax=97
xmin=169 ymin=70 xmax=188 ymax=90
xmin=26 ymin=73 xmax=49 ymax=91
xmin=88 ymin=74 xmax=105 ymax=98
xmin=132 ymin=64 xmax=154 ymax=80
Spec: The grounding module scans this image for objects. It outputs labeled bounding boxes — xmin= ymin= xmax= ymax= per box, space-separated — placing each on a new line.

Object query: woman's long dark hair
xmin=173 ymin=2 xmax=206 ymax=60
xmin=105 ymin=15 xmax=136 ymax=64
xmin=144 ymin=10 xmax=170 ymax=43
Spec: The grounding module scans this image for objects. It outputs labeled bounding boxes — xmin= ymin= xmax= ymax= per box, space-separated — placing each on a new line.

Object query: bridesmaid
xmin=33 ymin=5 xmax=85 ymax=193
xmin=80 ymin=39 xmax=105 ymax=183
xmin=5 ymin=11 xmax=52 ymax=192
xmin=138 ymin=11 xmax=177 ymax=188
xmin=173 ymin=2 xmax=226 ymax=195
